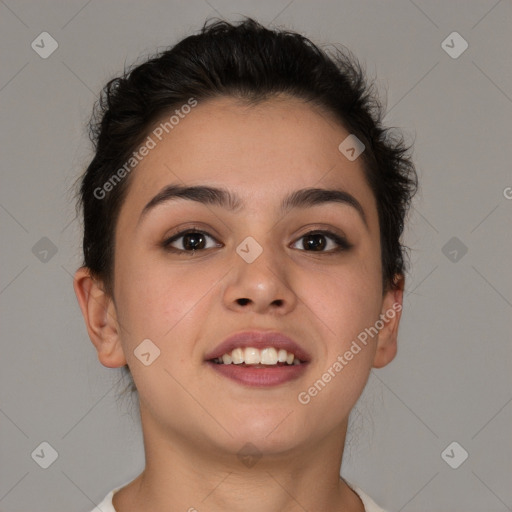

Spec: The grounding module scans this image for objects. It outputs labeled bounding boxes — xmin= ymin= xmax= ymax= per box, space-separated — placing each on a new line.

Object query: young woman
xmin=74 ymin=17 xmax=417 ymax=512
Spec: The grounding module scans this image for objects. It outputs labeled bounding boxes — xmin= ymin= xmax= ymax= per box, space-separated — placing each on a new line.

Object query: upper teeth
xmin=213 ymin=347 xmax=301 ymax=365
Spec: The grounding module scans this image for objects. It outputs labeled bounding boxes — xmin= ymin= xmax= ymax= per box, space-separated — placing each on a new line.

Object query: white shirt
xmin=89 ymin=479 xmax=388 ymax=512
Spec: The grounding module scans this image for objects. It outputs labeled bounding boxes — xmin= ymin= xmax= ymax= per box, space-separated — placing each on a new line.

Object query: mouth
xmin=209 ymin=346 xmax=306 ymax=366
xmin=204 ymin=331 xmax=311 ymax=387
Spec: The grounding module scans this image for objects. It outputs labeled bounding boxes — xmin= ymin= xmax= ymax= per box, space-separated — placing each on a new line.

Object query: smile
xmin=210 ymin=346 xmax=305 ymax=366
xmin=206 ymin=346 xmax=309 ymax=387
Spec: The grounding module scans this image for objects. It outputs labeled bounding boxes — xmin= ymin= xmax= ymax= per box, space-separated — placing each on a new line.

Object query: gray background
xmin=1 ymin=1 xmax=511 ymax=511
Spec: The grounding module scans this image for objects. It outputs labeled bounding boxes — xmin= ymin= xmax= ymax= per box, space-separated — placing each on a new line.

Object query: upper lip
xmin=204 ymin=330 xmax=312 ymax=362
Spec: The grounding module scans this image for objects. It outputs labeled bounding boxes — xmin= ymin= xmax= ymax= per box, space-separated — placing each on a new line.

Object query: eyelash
xmin=161 ymin=227 xmax=353 ymax=255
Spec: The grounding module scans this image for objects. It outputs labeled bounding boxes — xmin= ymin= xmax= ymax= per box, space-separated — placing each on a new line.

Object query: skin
xmin=74 ymin=95 xmax=404 ymax=512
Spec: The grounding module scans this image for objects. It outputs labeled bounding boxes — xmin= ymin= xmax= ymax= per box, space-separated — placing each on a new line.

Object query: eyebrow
xmin=138 ymin=183 xmax=368 ymax=228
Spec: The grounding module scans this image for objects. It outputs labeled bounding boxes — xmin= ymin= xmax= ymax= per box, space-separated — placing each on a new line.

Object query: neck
xmin=113 ymin=403 xmax=365 ymax=512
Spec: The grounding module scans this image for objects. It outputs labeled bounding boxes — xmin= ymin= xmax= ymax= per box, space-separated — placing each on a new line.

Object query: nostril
xmin=236 ymin=298 xmax=250 ymax=305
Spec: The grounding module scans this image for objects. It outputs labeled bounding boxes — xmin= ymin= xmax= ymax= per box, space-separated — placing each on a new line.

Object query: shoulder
xmin=88 ymin=487 xmax=120 ymax=512
xmin=345 ymin=479 xmax=390 ymax=512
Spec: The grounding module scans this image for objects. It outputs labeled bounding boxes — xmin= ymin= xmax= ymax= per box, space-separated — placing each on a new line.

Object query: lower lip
xmin=206 ymin=361 xmax=309 ymax=387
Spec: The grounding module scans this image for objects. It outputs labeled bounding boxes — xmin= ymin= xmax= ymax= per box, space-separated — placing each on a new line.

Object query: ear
xmin=372 ymin=274 xmax=404 ymax=369
xmin=73 ymin=267 xmax=127 ymax=368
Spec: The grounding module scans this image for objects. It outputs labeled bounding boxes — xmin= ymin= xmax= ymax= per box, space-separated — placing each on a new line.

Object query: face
xmin=80 ymin=95 xmax=402 ymax=459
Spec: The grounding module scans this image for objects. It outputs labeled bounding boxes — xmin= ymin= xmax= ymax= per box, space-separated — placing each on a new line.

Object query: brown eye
xmin=291 ymin=230 xmax=352 ymax=253
xmin=163 ymin=230 xmax=221 ymax=253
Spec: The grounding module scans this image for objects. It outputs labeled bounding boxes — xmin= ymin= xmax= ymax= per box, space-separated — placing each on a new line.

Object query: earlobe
xmin=73 ymin=267 xmax=127 ymax=368
xmin=372 ymin=275 xmax=404 ymax=369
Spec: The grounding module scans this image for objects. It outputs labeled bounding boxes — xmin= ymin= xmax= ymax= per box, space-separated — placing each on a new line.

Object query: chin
xmin=221 ymin=410 xmax=305 ymax=450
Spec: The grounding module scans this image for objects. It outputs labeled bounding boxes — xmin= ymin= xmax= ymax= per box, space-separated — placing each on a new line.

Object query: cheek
xmin=114 ymin=249 xmax=223 ymax=352
xmin=305 ymin=253 xmax=383 ymax=342
xmin=113 ymin=256 xmax=215 ymax=397
xmin=296 ymin=268 xmax=380 ymax=420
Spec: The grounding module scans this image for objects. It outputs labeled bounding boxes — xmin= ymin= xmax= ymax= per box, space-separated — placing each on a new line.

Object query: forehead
xmin=119 ymin=95 xmax=377 ymax=224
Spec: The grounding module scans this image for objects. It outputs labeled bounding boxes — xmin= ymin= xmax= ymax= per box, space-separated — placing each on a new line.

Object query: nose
xmin=222 ymin=238 xmax=298 ymax=315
